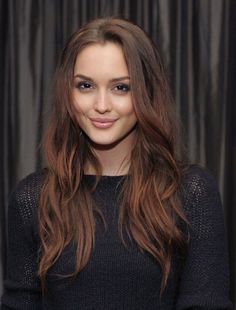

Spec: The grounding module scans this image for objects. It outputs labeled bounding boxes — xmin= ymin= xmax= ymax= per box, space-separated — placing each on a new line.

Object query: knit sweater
xmin=1 ymin=166 xmax=232 ymax=309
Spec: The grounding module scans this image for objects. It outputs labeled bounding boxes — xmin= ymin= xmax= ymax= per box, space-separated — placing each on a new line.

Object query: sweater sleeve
xmin=1 ymin=172 xmax=43 ymax=309
xmin=176 ymin=167 xmax=232 ymax=309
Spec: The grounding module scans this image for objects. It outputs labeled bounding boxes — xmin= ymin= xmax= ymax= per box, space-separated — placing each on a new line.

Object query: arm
xmin=1 ymin=174 xmax=42 ymax=309
xmin=176 ymin=167 xmax=232 ymax=309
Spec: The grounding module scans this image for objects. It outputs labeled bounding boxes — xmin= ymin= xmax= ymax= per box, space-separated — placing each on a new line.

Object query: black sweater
xmin=1 ymin=166 xmax=232 ymax=309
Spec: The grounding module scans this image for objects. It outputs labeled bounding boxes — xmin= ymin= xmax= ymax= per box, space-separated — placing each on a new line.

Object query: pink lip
xmin=89 ymin=117 xmax=117 ymax=129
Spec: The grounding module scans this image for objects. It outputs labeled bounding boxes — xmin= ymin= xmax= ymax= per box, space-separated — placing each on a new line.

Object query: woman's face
xmin=72 ymin=42 xmax=137 ymax=152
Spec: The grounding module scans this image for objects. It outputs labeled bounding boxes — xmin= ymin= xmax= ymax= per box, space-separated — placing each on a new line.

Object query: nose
xmin=94 ymin=89 xmax=111 ymax=113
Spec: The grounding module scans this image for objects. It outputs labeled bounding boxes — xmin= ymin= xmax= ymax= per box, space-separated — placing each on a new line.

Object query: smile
xmin=89 ymin=117 xmax=117 ymax=129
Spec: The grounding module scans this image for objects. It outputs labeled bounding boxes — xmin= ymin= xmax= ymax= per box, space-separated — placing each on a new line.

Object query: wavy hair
xmin=39 ymin=17 xmax=188 ymax=294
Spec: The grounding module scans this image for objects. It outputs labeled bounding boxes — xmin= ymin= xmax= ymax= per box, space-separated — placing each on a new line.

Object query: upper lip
xmin=90 ymin=117 xmax=117 ymax=123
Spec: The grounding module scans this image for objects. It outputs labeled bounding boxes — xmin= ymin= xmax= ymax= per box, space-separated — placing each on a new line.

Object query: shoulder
xmin=10 ymin=169 xmax=47 ymax=204
xmin=180 ymin=165 xmax=225 ymax=236
xmin=181 ymin=164 xmax=221 ymax=206
xmin=8 ymin=169 xmax=47 ymax=227
xmin=181 ymin=164 xmax=219 ymax=196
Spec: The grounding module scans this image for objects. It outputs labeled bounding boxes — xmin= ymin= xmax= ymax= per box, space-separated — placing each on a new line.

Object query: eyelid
xmin=112 ymin=83 xmax=131 ymax=92
xmin=75 ymin=80 xmax=130 ymax=92
xmin=76 ymin=80 xmax=95 ymax=90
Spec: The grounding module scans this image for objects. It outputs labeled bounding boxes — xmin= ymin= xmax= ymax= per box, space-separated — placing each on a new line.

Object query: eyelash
xmin=76 ymin=82 xmax=94 ymax=91
xmin=76 ymin=82 xmax=130 ymax=93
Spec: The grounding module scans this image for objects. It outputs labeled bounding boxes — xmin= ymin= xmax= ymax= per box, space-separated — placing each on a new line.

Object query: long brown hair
xmin=39 ymin=17 xmax=188 ymax=293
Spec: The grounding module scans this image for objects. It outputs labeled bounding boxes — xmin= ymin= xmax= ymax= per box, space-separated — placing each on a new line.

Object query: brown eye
xmin=76 ymin=81 xmax=93 ymax=91
xmin=113 ymin=84 xmax=130 ymax=93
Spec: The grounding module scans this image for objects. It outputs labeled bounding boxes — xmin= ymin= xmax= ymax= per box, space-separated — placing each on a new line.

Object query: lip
xmin=89 ymin=117 xmax=117 ymax=129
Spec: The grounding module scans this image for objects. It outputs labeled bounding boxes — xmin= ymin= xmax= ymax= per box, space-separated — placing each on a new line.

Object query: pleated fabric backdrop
xmin=0 ymin=0 xmax=235 ymax=306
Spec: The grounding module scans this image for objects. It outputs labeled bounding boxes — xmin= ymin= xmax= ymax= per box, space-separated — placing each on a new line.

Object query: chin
xmin=89 ymin=139 xmax=120 ymax=149
xmin=85 ymin=133 xmax=127 ymax=149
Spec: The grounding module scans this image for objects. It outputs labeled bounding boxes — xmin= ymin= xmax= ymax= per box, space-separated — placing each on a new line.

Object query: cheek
xmin=73 ymin=91 xmax=96 ymax=114
xmin=122 ymin=105 xmax=136 ymax=120
xmin=72 ymin=91 xmax=80 ymax=112
xmin=73 ymin=97 xmax=88 ymax=114
xmin=72 ymin=90 xmax=87 ymax=112
xmin=116 ymin=98 xmax=135 ymax=116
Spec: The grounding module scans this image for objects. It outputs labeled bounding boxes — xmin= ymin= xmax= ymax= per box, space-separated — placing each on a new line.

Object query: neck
xmin=95 ymin=149 xmax=130 ymax=176
xmin=85 ymin=132 xmax=136 ymax=176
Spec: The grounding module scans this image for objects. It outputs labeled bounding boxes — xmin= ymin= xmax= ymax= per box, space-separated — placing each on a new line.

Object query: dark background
xmin=0 ymin=0 xmax=235 ymax=307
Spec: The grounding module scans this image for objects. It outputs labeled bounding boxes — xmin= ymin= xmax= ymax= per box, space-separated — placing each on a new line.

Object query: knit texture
xmin=1 ymin=166 xmax=232 ymax=309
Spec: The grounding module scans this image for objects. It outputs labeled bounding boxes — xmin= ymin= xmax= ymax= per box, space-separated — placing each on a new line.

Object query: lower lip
xmin=91 ymin=120 xmax=116 ymax=129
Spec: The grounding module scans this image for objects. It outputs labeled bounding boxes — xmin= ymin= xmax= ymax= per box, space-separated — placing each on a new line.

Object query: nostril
xmin=94 ymin=95 xmax=111 ymax=113
xmin=94 ymin=104 xmax=108 ymax=113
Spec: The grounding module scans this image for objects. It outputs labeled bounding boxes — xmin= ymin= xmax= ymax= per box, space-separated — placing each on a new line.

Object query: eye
xmin=113 ymin=83 xmax=131 ymax=93
xmin=76 ymin=81 xmax=94 ymax=92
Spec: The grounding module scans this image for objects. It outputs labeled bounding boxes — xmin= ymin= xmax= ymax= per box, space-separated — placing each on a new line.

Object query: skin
xmin=72 ymin=42 xmax=137 ymax=175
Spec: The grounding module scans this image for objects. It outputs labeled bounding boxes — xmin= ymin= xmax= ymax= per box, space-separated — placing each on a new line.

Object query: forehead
xmin=74 ymin=42 xmax=129 ymax=77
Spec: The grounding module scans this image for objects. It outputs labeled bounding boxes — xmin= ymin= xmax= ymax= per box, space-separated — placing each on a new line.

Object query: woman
xmin=1 ymin=17 xmax=232 ymax=309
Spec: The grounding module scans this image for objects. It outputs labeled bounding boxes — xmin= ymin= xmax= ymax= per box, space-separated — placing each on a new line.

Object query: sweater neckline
xmin=83 ymin=174 xmax=127 ymax=179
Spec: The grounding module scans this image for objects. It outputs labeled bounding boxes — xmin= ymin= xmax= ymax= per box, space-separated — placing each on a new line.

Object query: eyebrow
xmin=74 ymin=74 xmax=130 ymax=83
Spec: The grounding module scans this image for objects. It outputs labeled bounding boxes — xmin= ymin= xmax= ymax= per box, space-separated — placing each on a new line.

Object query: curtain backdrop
xmin=0 ymin=0 xmax=235 ymax=306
